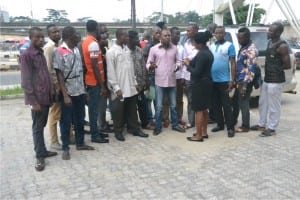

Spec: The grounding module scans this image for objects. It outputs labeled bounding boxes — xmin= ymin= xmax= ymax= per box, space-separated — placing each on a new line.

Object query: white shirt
xmin=175 ymin=43 xmax=185 ymax=80
xmin=182 ymin=39 xmax=198 ymax=81
xmin=106 ymin=44 xmax=137 ymax=98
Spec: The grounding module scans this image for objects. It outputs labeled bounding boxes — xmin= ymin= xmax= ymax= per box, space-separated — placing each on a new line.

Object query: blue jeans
xmin=87 ymin=85 xmax=101 ymax=140
xmin=60 ymin=94 xmax=85 ymax=151
xmin=155 ymin=86 xmax=178 ymax=130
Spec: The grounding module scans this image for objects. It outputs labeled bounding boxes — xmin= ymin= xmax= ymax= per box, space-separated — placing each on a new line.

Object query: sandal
xmin=76 ymin=145 xmax=95 ymax=150
xmin=235 ymin=127 xmax=249 ymax=133
xmin=186 ymin=136 xmax=203 ymax=142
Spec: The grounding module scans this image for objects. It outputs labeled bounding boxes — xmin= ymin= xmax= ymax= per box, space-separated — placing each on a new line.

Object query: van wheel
xmin=250 ymin=96 xmax=259 ymax=108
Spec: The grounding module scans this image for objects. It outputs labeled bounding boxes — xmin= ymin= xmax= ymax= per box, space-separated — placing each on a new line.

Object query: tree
xmin=43 ymin=9 xmax=70 ymax=23
xmin=223 ymin=4 xmax=266 ymax=25
xmin=145 ymin=11 xmax=200 ymax=25
xmin=9 ymin=16 xmax=39 ymax=23
xmin=77 ymin=17 xmax=91 ymax=23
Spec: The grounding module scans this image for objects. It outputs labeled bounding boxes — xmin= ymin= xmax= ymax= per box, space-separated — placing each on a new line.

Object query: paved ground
xmin=1 ymin=84 xmax=300 ymax=199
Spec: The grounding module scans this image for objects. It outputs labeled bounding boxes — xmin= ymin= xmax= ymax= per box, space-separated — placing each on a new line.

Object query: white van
xmin=180 ymin=26 xmax=298 ymax=102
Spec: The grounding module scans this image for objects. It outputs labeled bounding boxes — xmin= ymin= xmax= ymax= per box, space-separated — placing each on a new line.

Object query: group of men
xmin=20 ymin=19 xmax=290 ymax=171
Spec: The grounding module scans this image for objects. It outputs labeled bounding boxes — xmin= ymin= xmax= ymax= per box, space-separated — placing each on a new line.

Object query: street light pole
xmin=131 ymin=0 xmax=136 ymax=30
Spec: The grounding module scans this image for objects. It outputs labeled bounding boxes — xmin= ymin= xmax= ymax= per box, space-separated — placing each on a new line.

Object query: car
xmin=286 ymin=39 xmax=300 ymax=69
xmin=180 ymin=26 xmax=298 ymax=104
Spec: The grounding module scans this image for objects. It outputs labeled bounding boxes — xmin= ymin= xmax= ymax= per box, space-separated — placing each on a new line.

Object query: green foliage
xmin=43 ymin=9 xmax=70 ymax=23
xmin=77 ymin=17 xmax=91 ymax=23
xmin=146 ymin=11 xmax=201 ymax=25
xmin=0 ymin=87 xmax=23 ymax=96
xmin=223 ymin=4 xmax=266 ymax=25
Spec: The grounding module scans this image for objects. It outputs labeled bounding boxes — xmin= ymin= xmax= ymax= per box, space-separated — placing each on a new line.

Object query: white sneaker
xmin=50 ymin=142 xmax=62 ymax=150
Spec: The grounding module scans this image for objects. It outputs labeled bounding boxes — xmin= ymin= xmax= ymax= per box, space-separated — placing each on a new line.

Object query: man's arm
xmin=279 ymin=43 xmax=291 ymax=70
xmin=88 ymin=42 xmax=106 ymax=92
xmin=106 ymin=49 xmax=122 ymax=98
xmin=20 ymin=53 xmax=38 ymax=106
xmin=53 ymin=50 xmax=72 ymax=106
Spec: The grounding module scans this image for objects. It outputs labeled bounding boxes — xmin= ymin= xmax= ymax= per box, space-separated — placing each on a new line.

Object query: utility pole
xmin=160 ymin=0 xmax=164 ymax=22
xmin=131 ymin=0 xmax=136 ymax=30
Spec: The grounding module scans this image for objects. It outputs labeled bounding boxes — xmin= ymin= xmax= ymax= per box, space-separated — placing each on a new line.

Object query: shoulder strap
xmin=59 ymin=47 xmax=76 ymax=82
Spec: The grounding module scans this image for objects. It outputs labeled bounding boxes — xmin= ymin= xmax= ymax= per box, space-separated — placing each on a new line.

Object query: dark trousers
xmin=60 ymin=94 xmax=85 ymax=151
xmin=111 ymin=95 xmax=139 ymax=134
xmin=137 ymin=91 xmax=148 ymax=127
xmin=212 ymin=82 xmax=234 ymax=130
xmin=176 ymin=79 xmax=184 ymax=120
xmin=31 ymin=105 xmax=49 ymax=158
xmin=87 ymin=85 xmax=101 ymax=140
xmin=232 ymin=81 xmax=253 ymax=129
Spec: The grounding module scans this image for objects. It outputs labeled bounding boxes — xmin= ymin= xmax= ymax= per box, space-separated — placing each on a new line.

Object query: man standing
xmin=97 ymin=23 xmax=113 ymax=133
xmin=183 ymin=23 xmax=199 ymax=129
xmin=106 ymin=29 xmax=148 ymax=141
xmin=143 ymin=26 xmax=161 ymax=123
xmin=147 ymin=29 xmax=185 ymax=135
xmin=127 ymin=30 xmax=154 ymax=130
xmin=54 ymin=26 xmax=95 ymax=160
xmin=43 ymin=24 xmax=62 ymax=150
xmin=162 ymin=27 xmax=185 ymax=128
xmin=209 ymin=26 xmax=236 ymax=138
xmin=233 ymin=27 xmax=258 ymax=133
xmin=251 ymin=22 xmax=291 ymax=137
xmin=82 ymin=20 xmax=109 ymax=143
xmin=21 ymin=27 xmax=57 ymax=171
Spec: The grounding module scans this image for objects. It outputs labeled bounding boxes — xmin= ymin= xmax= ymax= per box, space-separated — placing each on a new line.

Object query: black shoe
xmin=133 ymin=130 xmax=149 ymax=137
xmin=62 ymin=150 xmax=70 ymax=160
xmin=211 ymin=126 xmax=224 ymax=132
xmin=44 ymin=151 xmax=58 ymax=158
xmin=35 ymin=158 xmax=45 ymax=171
xmin=115 ymin=133 xmax=125 ymax=141
xmin=172 ymin=125 xmax=186 ymax=133
xmin=192 ymin=133 xmax=209 ymax=139
xmin=92 ymin=136 xmax=109 ymax=143
xmin=259 ymin=129 xmax=276 ymax=137
xmin=228 ymin=129 xmax=235 ymax=138
xmin=100 ymin=133 xmax=109 ymax=138
xmin=153 ymin=129 xmax=162 ymax=136
xmin=100 ymin=126 xmax=114 ymax=133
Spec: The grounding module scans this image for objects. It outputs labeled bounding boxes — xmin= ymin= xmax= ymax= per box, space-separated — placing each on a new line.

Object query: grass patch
xmin=0 ymin=87 xmax=23 ymax=96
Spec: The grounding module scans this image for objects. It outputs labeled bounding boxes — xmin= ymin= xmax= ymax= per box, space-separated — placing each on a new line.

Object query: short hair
xmin=156 ymin=21 xmax=166 ymax=30
xmin=29 ymin=27 xmax=42 ymax=37
xmin=170 ymin=26 xmax=179 ymax=34
xmin=86 ymin=20 xmax=98 ymax=32
xmin=46 ymin=24 xmax=56 ymax=34
xmin=207 ymin=23 xmax=217 ymax=33
xmin=193 ymin=31 xmax=211 ymax=45
xmin=188 ymin=22 xmax=199 ymax=31
xmin=62 ymin=26 xmax=76 ymax=41
xmin=238 ymin=27 xmax=251 ymax=39
xmin=116 ymin=28 xmax=126 ymax=39
xmin=272 ymin=22 xmax=284 ymax=34
xmin=128 ymin=30 xmax=138 ymax=39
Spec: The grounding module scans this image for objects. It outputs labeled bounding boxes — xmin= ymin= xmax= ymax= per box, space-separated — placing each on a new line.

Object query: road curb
xmin=0 ymin=94 xmax=24 ymax=100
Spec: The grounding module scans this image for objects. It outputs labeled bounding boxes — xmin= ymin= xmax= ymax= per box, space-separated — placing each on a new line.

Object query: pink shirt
xmin=146 ymin=43 xmax=179 ymax=87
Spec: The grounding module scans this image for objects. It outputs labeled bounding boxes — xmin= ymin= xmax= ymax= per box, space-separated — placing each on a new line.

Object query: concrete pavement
xmin=1 ymin=89 xmax=300 ymax=199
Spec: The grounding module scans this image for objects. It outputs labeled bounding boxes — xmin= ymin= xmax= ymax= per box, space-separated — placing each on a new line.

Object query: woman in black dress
xmin=184 ymin=31 xmax=214 ymax=142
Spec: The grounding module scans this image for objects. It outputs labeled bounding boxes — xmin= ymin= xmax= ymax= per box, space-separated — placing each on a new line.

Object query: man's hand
xmin=101 ymin=86 xmax=107 ymax=97
xmin=136 ymin=85 xmax=142 ymax=93
xmin=31 ymin=104 xmax=41 ymax=112
xmin=149 ymin=62 xmax=157 ymax=71
xmin=227 ymin=81 xmax=234 ymax=92
xmin=63 ymin=95 xmax=72 ymax=107
xmin=183 ymin=58 xmax=190 ymax=66
xmin=116 ymin=90 xmax=123 ymax=99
